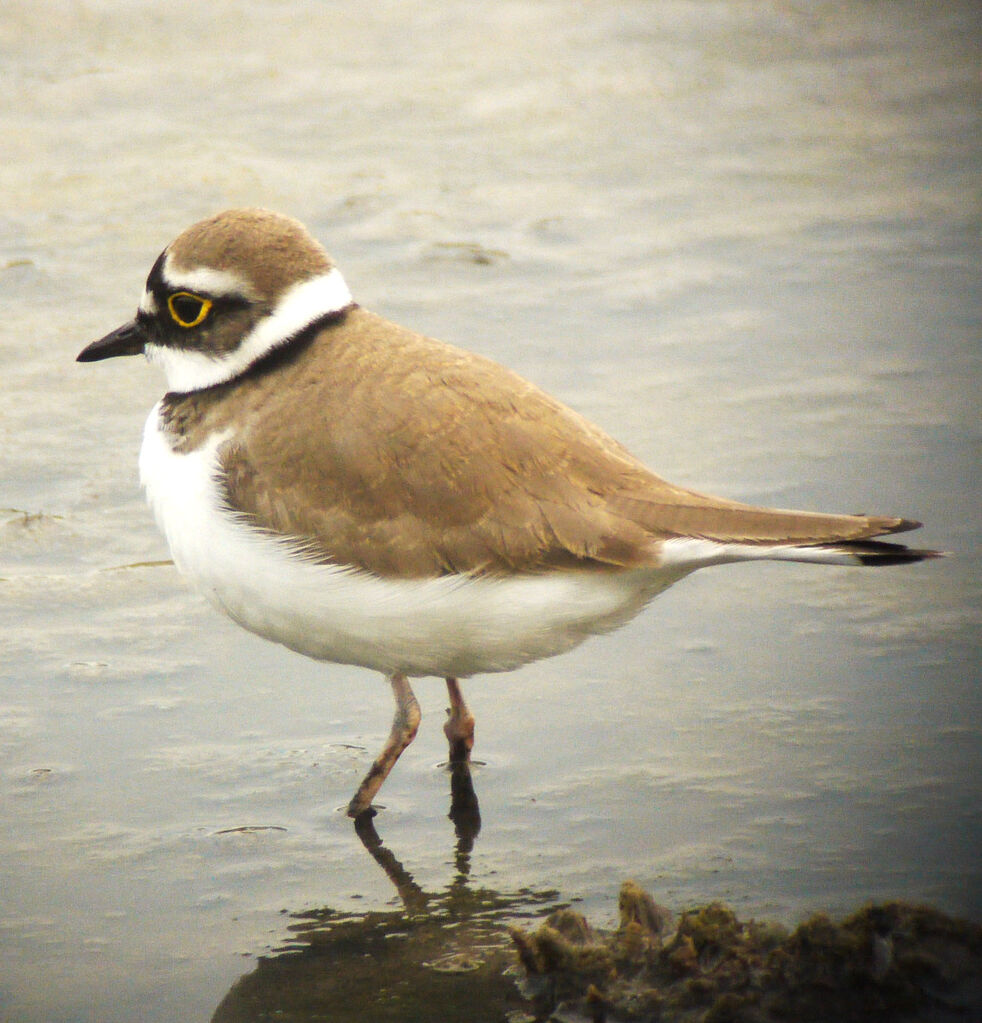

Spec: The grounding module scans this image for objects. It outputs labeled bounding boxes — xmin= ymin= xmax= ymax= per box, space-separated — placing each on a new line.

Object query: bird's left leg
xmin=443 ymin=677 xmax=475 ymax=763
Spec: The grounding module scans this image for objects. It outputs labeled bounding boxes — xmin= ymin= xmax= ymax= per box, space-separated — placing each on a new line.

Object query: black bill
xmin=77 ymin=320 xmax=148 ymax=362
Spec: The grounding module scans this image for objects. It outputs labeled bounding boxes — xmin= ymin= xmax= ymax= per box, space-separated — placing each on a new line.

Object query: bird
xmin=77 ymin=208 xmax=941 ymax=819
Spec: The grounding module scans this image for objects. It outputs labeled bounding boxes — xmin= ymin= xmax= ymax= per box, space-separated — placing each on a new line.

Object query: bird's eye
xmin=167 ymin=292 xmax=212 ymax=328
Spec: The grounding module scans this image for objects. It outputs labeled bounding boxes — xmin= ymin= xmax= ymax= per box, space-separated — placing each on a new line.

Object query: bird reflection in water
xmin=210 ymin=760 xmax=552 ymax=1023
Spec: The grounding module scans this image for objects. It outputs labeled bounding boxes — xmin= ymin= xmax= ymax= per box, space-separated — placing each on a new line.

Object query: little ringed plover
xmin=77 ymin=208 xmax=941 ymax=819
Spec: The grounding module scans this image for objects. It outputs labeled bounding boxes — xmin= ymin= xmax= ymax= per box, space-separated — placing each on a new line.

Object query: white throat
xmin=146 ymin=267 xmax=353 ymax=393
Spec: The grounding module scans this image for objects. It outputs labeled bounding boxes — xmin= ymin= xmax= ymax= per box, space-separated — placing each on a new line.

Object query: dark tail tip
xmin=844 ymin=540 xmax=948 ymax=566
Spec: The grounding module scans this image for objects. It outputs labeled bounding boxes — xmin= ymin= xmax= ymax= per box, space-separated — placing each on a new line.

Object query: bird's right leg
xmin=347 ymin=673 xmax=421 ymax=818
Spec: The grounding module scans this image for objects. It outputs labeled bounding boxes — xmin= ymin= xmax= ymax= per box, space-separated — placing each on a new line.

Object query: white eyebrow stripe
xmin=161 ymin=251 xmax=253 ymax=298
xmin=139 ymin=289 xmax=158 ymax=315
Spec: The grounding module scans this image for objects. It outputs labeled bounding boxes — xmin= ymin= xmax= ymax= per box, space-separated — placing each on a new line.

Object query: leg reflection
xmin=351 ymin=756 xmax=482 ymax=908
xmin=449 ymin=760 xmax=481 ymax=849
xmin=352 ymin=811 xmax=428 ymax=913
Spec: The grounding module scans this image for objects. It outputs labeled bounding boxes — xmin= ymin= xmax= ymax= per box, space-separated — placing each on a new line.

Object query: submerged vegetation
xmin=511 ymin=882 xmax=982 ymax=1022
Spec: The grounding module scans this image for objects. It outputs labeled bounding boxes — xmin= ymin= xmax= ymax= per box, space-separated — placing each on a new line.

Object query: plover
xmin=77 ymin=208 xmax=940 ymax=818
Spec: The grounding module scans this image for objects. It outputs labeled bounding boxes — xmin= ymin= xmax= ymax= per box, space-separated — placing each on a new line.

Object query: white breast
xmin=138 ymin=404 xmax=691 ymax=678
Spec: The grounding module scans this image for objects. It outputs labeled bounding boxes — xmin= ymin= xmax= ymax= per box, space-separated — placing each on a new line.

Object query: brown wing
xmin=205 ymin=308 xmax=917 ymax=578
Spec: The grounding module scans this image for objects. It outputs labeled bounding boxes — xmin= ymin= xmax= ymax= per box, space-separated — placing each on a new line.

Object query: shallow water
xmin=2 ymin=2 xmax=980 ymax=1020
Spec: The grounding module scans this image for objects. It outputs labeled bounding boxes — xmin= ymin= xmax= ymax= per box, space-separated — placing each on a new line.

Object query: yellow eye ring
xmin=167 ymin=292 xmax=213 ymax=328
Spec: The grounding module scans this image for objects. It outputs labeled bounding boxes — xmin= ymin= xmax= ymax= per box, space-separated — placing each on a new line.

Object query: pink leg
xmin=444 ymin=677 xmax=476 ymax=763
xmin=347 ymin=673 xmax=421 ymax=818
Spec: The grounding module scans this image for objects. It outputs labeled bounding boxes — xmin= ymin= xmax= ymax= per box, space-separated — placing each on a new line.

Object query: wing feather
xmin=166 ymin=307 xmax=925 ymax=578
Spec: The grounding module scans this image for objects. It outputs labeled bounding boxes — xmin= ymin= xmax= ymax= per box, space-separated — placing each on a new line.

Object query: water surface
xmin=1 ymin=2 xmax=979 ymax=1021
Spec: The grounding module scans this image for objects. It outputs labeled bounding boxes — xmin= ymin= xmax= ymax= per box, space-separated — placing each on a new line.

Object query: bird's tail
xmin=654 ymin=516 xmax=945 ymax=571
xmin=757 ymin=537 xmax=944 ymax=567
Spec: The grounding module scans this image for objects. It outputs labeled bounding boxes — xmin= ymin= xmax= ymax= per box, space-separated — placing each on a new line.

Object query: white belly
xmin=139 ymin=404 xmax=689 ymax=678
